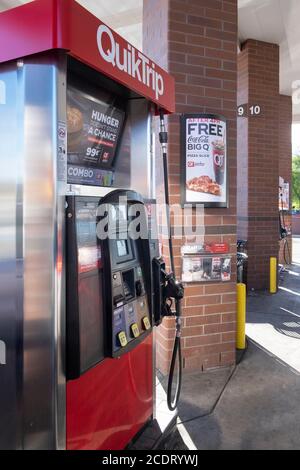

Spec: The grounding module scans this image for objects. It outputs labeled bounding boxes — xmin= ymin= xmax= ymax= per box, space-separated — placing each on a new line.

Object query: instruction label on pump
xmin=57 ymin=121 xmax=67 ymax=190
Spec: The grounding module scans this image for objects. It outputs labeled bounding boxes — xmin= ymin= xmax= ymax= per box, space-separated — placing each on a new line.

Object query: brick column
xmin=143 ymin=0 xmax=238 ymax=372
xmin=237 ymin=42 xmax=248 ymax=242
xmin=279 ymin=95 xmax=293 ymax=264
xmin=237 ymin=40 xmax=280 ymax=290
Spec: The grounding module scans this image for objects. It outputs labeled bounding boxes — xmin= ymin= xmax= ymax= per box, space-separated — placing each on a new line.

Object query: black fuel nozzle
xmin=164 ymin=273 xmax=184 ymax=302
xmin=161 ymin=269 xmax=184 ymax=318
xmin=159 ymin=109 xmax=168 ymax=148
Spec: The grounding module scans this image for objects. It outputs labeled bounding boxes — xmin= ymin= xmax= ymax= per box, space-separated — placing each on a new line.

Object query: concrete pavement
xmin=160 ymin=340 xmax=300 ymax=450
xmin=158 ymin=238 xmax=300 ymax=450
xmin=134 ymin=237 xmax=300 ymax=450
xmin=246 ymin=239 xmax=300 ymax=372
xmin=293 ymin=236 xmax=300 ymax=264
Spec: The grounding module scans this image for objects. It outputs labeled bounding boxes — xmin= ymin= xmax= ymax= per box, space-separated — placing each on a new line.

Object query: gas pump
xmin=279 ymin=178 xmax=292 ymax=267
xmin=0 ymin=0 xmax=183 ymax=450
xmin=66 ymin=192 xmax=153 ymax=449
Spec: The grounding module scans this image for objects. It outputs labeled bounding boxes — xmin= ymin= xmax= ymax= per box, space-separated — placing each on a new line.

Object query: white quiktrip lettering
xmin=97 ymin=24 xmax=164 ymax=100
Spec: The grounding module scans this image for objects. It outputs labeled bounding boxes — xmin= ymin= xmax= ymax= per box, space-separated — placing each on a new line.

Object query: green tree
xmin=292 ymin=155 xmax=300 ymax=209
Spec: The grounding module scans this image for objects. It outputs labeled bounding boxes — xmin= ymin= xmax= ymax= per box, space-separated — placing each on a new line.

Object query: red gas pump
xmin=0 ymin=0 xmax=182 ymax=450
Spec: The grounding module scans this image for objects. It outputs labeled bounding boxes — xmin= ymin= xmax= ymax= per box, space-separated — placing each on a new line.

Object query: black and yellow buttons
xmin=117 ymin=331 xmax=128 ymax=348
xmin=142 ymin=316 xmax=151 ymax=331
xmin=131 ymin=323 xmax=140 ymax=338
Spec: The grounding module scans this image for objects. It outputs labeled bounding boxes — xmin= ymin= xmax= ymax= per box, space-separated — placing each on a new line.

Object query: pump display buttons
xmin=131 ymin=323 xmax=140 ymax=338
xmin=117 ymin=331 xmax=128 ymax=348
xmin=142 ymin=316 xmax=151 ymax=331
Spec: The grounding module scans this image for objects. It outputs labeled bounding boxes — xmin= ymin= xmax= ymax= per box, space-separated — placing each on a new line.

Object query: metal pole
xmin=270 ymin=257 xmax=278 ymax=294
xmin=236 ymin=283 xmax=246 ymax=350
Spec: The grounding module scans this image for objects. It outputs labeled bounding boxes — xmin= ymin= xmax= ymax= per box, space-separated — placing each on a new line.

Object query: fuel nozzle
xmin=164 ymin=272 xmax=184 ymax=305
xmin=159 ymin=109 xmax=168 ymax=152
xmin=161 ymin=269 xmax=184 ymax=318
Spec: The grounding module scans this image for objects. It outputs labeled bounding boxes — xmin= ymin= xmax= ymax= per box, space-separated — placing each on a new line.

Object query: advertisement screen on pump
xmin=67 ymin=87 xmax=125 ymax=186
xmin=181 ymin=114 xmax=228 ymax=208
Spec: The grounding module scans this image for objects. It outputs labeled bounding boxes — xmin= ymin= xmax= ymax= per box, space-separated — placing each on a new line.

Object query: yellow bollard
xmin=270 ymin=257 xmax=277 ymax=294
xmin=236 ymin=283 xmax=246 ymax=350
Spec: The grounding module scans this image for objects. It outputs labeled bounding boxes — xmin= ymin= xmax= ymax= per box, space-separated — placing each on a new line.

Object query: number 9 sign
xmin=238 ymin=105 xmax=245 ymax=117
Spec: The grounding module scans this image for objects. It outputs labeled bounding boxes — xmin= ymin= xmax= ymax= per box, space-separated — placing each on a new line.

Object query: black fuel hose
xmin=167 ymin=300 xmax=182 ymax=411
xmin=159 ymin=110 xmax=182 ymax=411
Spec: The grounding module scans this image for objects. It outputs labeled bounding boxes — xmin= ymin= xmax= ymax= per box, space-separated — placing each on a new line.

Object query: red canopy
xmin=0 ymin=0 xmax=175 ymax=113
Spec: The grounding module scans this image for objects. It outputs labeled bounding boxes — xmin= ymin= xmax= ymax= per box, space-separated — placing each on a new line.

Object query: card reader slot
xmin=122 ymin=269 xmax=135 ymax=301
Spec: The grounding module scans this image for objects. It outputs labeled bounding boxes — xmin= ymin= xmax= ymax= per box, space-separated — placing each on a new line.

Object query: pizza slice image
xmin=186 ymin=175 xmax=221 ymax=196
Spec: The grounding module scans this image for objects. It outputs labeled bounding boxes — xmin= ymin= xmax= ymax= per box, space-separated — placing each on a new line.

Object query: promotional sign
xmin=181 ymin=243 xmax=229 ymax=256
xmin=181 ymin=114 xmax=228 ymax=208
xmin=182 ymin=256 xmax=231 ymax=283
xmin=279 ymin=177 xmax=290 ymax=211
xmin=67 ymin=87 xmax=125 ymax=186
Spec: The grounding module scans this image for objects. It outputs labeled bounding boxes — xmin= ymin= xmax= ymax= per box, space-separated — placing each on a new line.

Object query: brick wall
xmin=237 ymin=40 xmax=280 ymax=290
xmin=144 ymin=0 xmax=238 ymax=373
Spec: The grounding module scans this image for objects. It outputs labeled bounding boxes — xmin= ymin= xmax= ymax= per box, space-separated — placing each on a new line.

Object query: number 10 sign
xmin=238 ymin=104 xmax=262 ymax=117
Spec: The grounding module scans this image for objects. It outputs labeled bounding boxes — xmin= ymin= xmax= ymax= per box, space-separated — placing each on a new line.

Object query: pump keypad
xmin=110 ymin=233 xmax=152 ymax=355
xmin=112 ymin=264 xmax=151 ymax=354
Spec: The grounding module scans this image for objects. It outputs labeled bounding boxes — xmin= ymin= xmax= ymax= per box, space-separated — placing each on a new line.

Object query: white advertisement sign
xmin=279 ymin=177 xmax=290 ymax=211
xmin=181 ymin=114 xmax=228 ymax=207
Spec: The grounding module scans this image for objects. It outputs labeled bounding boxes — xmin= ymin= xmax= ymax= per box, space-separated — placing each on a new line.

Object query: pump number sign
xmin=181 ymin=114 xmax=228 ymax=208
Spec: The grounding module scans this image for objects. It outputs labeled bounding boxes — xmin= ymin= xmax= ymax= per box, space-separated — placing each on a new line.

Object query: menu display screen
xmin=67 ymin=87 xmax=125 ymax=186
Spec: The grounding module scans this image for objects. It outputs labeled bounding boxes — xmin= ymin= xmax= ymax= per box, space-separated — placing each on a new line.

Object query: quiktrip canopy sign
xmin=0 ymin=0 xmax=175 ymax=113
